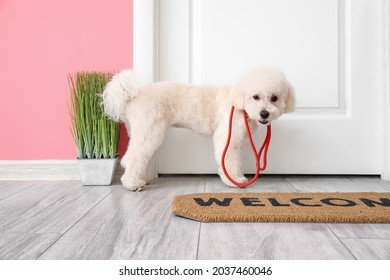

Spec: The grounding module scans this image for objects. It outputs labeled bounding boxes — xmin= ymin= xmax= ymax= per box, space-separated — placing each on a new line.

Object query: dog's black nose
xmin=260 ymin=110 xmax=270 ymax=119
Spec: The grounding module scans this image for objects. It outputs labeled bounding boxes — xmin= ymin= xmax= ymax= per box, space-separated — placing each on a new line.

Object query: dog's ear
xmin=229 ymin=87 xmax=245 ymax=110
xmin=284 ymin=83 xmax=296 ymax=113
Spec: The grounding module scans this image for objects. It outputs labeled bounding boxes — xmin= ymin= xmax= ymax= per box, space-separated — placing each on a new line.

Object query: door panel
xmin=196 ymin=0 xmax=339 ymax=108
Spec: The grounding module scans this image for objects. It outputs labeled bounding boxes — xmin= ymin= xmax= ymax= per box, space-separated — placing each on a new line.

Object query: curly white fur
xmin=103 ymin=67 xmax=295 ymax=191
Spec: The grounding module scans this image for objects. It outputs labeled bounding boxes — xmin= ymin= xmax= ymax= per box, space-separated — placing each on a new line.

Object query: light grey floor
xmin=0 ymin=175 xmax=390 ymax=260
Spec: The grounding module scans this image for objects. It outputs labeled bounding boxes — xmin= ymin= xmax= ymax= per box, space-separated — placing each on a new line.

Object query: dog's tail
xmin=102 ymin=69 xmax=143 ymax=122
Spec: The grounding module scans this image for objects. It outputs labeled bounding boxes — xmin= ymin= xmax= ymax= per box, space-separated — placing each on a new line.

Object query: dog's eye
xmin=253 ymin=95 xmax=260 ymax=100
xmin=271 ymin=95 xmax=278 ymax=102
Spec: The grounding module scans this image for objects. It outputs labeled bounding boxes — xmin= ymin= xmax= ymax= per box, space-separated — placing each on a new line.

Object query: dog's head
xmin=232 ymin=68 xmax=295 ymax=124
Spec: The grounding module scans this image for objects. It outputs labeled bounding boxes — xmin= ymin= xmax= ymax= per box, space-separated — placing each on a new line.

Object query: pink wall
xmin=0 ymin=0 xmax=132 ymax=160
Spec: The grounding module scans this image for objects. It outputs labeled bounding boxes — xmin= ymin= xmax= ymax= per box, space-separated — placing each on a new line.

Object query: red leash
xmin=221 ymin=106 xmax=271 ymax=187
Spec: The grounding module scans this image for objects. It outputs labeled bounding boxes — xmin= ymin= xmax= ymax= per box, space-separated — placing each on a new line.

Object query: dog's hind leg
xmin=120 ymin=120 xmax=131 ymax=169
xmin=121 ymin=121 xmax=167 ymax=191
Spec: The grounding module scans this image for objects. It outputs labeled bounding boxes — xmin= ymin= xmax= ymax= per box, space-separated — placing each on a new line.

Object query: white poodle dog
xmin=103 ymin=68 xmax=295 ymax=191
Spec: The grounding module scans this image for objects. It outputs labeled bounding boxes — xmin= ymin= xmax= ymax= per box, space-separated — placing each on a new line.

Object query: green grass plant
xmin=68 ymin=72 xmax=120 ymax=159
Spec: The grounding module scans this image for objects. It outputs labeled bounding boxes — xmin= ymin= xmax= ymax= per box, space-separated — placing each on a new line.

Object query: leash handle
xmin=221 ymin=106 xmax=271 ymax=187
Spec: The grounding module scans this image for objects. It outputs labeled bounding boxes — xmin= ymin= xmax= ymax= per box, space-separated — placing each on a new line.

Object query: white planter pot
xmin=77 ymin=157 xmax=118 ymax=186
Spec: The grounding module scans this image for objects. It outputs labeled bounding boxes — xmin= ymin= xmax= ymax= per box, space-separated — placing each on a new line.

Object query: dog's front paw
xmin=121 ymin=175 xmax=146 ymax=191
xmin=231 ymin=176 xmax=248 ymax=187
xmin=219 ymin=174 xmax=248 ymax=188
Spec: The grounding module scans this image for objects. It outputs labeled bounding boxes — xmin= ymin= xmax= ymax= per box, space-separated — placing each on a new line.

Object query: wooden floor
xmin=0 ymin=175 xmax=390 ymax=260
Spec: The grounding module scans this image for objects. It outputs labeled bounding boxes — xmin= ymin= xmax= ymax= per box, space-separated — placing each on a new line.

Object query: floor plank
xmin=205 ymin=175 xmax=296 ymax=193
xmin=286 ymin=176 xmax=390 ymax=192
xmin=348 ymin=176 xmax=390 ymax=191
xmin=340 ymin=239 xmax=390 ymax=260
xmin=39 ymin=176 xmax=205 ymax=260
xmin=0 ymin=181 xmax=37 ymax=200
xmin=0 ymin=181 xmax=113 ymax=234
xmin=197 ymin=222 xmax=354 ymax=260
xmin=0 ymin=233 xmax=60 ymax=260
xmin=327 ymin=223 xmax=390 ymax=239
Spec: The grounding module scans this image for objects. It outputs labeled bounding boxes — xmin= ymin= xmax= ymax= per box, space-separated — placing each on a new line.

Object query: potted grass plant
xmin=68 ymin=71 xmax=120 ymax=185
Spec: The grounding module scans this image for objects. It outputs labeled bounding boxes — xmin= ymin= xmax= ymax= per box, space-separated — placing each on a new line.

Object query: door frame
xmin=133 ymin=0 xmax=390 ymax=180
xmin=384 ymin=0 xmax=390 ymax=180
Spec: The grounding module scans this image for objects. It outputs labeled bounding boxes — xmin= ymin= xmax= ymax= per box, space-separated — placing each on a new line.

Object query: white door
xmin=134 ymin=0 xmax=388 ymax=177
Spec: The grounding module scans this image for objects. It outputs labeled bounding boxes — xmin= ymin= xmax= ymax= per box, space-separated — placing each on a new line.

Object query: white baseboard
xmin=0 ymin=160 xmax=125 ymax=181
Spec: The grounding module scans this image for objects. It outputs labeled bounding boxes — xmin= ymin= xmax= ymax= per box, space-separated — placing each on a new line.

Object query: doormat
xmin=172 ymin=192 xmax=390 ymax=223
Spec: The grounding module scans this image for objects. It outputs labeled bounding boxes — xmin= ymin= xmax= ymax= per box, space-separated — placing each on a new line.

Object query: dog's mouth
xmin=259 ymin=120 xmax=269 ymax=125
